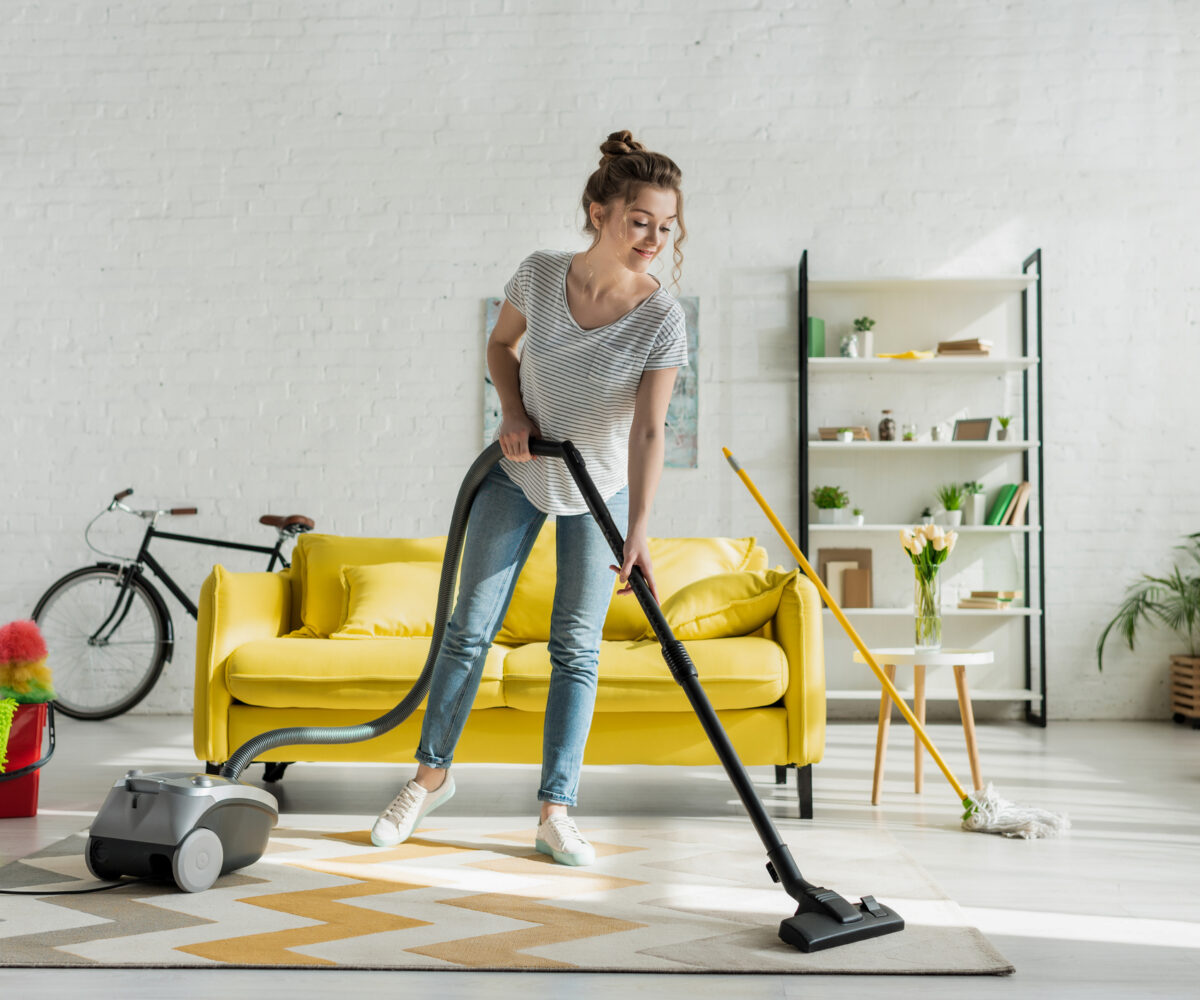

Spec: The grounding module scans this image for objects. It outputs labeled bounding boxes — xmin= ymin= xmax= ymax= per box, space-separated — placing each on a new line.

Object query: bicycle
xmin=31 ymin=488 xmax=314 ymax=721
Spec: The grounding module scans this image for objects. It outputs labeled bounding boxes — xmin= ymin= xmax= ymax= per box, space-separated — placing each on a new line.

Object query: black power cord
xmin=0 ymin=878 xmax=149 ymax=895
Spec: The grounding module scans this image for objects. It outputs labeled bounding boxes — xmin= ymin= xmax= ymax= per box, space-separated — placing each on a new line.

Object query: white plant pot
xmin=837 ymin=431 xmax=854 ymax=443
xmin=943 ymin=509 xmax=963 ymax=527
xmin=968 ymin=493 xmax=987 ymax=526
xmin=853 ymin=514 xmax=865 ymax=526
xmin=816 ymin=508 xmax=841 ymax=524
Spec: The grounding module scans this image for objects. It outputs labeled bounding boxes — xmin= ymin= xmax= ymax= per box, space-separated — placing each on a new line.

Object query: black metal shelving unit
xmin=797 ymin=249 xmax=1047 ymax=725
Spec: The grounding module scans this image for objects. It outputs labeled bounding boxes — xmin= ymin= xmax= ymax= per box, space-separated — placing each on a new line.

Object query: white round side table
xmin=851 ymin=647 xmax=995 ymax=805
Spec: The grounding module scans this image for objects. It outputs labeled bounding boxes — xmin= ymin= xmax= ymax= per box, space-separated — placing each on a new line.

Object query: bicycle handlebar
xmin=114 ymin=488 xmax=133 ymax=502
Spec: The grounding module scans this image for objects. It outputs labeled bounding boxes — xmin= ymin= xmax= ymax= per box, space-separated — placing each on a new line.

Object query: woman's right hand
xmin=498 ymin=412 xmax=541 ymax=462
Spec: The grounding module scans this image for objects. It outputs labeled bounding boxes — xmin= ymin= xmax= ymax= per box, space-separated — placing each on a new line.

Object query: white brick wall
xmin=2 ymin=1 xmax=1197 ymax=718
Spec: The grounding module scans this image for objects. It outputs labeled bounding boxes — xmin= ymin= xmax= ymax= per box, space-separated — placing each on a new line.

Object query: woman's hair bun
xmin=599 ymin=129 xmax=647 ymax=163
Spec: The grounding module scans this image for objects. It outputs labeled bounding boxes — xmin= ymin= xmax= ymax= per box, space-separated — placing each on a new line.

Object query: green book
xmin=807 ymin=317 xmax=825 ymax=358
xmin=986 ymin=484 xmax=1019 ymax=526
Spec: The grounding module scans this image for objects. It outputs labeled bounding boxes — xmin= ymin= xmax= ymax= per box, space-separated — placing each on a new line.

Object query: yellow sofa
xmin=194 ymin=527 xmax=826 ymax=816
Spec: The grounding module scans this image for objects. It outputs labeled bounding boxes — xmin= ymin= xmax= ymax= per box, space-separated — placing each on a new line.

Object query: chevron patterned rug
xmin=0 ymin=815 xmax=1011 ymax=973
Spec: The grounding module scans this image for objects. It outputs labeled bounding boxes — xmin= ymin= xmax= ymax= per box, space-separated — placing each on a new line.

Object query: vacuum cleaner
xmin=84 ymin=439 xmax=903 ymax=953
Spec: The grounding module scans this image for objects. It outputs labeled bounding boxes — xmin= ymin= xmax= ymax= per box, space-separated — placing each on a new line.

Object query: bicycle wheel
xmin=32 ymin=565 xmax=170 ymax=720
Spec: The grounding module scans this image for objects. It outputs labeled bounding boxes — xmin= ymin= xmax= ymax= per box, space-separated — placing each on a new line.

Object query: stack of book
xmin=959 ymin=590 xmax=1022 ymax=610
xmin=937 ymin=337 xmax=993 ymax=356
xmin=985 ymin=481 xmax=1031 ymax=525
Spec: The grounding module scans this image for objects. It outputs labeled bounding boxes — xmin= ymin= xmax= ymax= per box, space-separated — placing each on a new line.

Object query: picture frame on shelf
xmin=952 ymin=417 xmax=993 ymax=441
xmin=817 ymin=548 xmax=873 ymax=608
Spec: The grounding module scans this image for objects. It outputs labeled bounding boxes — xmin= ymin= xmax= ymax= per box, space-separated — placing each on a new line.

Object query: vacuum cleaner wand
xmin=529 ymin=438 xmax=904 ymax=953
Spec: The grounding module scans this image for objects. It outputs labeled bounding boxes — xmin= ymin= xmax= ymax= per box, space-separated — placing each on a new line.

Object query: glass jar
xmin=878 ymin=410 xmax=896 ymax=441
xmin=914 ymin=571 xmax=942 ymax=651
xmin=839 ymin=333 xmax=859 ymax=358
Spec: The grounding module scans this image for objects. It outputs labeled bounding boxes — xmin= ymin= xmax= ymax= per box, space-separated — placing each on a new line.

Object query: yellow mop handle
xmin=723 ymin=447 xmax=971 ymax=804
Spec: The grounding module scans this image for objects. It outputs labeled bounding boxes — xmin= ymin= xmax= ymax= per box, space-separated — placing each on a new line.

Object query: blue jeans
xmin=416 ymin=463 xmax=628 ymax=806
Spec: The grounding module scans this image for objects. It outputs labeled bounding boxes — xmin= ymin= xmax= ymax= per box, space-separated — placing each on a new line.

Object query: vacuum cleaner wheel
xmin=85 ymin=836 xmax=121 ymax=882
xmin=172 ymin=827 xmax=224 ymax=893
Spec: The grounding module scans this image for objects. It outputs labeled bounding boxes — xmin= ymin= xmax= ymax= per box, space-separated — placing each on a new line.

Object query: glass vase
xmin=914 ymin=571 xmax=942 ymax=651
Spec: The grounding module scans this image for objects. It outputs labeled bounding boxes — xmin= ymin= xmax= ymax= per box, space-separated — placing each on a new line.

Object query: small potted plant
xmin=935 ymin=483 xmax=966 ymax=526
xmin=964 ymin=480 xmax=987 ymax=526
xmin=920 ymin=506 xmax=934 ymax=525
xmin=811 ymin=485 xmax=850 ymax=524
xmin=837 ymin=426 xmax=854 ymax=443
xmin=852 ymin=507 xmax=865 ymax=526
xmin=1097 ymin=532 xmax=1200 ymax=725
xmin=853 ymin=316 xmax=876 ymax=358
xmin=996 ymin=415 xmax=1013 ymax=441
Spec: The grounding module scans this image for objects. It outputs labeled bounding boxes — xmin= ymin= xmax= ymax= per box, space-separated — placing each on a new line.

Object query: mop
xmin=723 ymin=448 xmax=1068 ymax=839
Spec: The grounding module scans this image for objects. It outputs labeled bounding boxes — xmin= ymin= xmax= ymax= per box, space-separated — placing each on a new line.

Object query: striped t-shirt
xmin=498 ymin=248 xmax=688 ymax=515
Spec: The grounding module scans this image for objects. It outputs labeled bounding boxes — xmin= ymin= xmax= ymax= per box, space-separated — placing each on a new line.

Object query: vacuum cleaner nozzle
xmin=779 ymin=889 xmax=904 ymax=952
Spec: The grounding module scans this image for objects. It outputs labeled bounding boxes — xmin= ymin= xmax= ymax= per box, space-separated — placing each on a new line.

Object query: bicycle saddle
xmin=260 ymin=514 xmax=315 ymax=533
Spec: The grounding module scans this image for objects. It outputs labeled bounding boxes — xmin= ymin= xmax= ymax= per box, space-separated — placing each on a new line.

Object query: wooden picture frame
xmin=952 ymin=417 xmax=993 ymax=441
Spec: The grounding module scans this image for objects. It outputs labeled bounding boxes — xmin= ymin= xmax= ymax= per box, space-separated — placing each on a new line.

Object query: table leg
xmin=871 ymin=664 xmax=896 ymax=805
xmin=953 ymin=663 xmax=983 ymax=790
xmin=913 ymin=663 xmax=926 ymax=794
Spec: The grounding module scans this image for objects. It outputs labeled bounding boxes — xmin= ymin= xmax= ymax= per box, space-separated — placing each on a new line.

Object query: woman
xmin=371 ymin=130 xmax=689 ymax=866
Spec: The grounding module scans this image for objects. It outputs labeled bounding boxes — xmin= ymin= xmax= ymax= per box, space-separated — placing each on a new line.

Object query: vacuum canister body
xmin=87 ymin=770 xmax=278 ymax=892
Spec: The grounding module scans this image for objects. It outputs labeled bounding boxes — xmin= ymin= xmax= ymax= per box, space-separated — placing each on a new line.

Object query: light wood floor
xmin=2 ymin=714 xmax=1198 ymax=998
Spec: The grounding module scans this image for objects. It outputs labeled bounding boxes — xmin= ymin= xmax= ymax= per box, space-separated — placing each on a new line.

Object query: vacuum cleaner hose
xmin=220 ymin=440 xmax=509 ymax=781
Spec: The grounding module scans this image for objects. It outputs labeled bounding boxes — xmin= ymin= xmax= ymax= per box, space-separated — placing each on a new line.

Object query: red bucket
xmin=1 ymin=702 xmax=55 ymax=818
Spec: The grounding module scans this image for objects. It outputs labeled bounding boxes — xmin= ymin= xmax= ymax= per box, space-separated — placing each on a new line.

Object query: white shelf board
xmin=809 ymin=275 xmax=1038 ymax=293
xmin=808 ymin=357 xmax=1039 ymax=374
xmin=809 ymin=441 xmax=1036 ymax=453
xmin=827 ymin=687 xmax=1043 ymax=703
xmin=809 ymin=523 xmax=1037 ymax=534
xmin=822 ymin=607 xmax=1039 ymax=617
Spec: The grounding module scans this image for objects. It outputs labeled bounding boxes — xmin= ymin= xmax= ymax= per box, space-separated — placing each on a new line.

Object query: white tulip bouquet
xmin=901 ymin=524 xmax=958 ymax=650
xmin=900 ymin=523 xmax=958 ymax=575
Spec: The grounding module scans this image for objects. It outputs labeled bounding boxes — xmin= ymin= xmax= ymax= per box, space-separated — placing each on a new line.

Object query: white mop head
xmin=961 ymin=783 xmax=1070 ymax=839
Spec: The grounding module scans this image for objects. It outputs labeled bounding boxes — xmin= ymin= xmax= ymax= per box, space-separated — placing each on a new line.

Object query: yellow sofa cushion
xmin=331 ymin=562 xmax=444 ymax=639
xmin=289 ymin=533 xmax=447 ymax=638
xmin=225 ymin=636 xmax=507 ymax=711
xmin=495 ymin=527 xmax=766 ymax=644
xmin=647 ymin=568 xmax=799 ymax=641
xmin=494 ymin=521 xmax=562 ymax=647
xmin=502 ymin=636 xmax=787 ymax=712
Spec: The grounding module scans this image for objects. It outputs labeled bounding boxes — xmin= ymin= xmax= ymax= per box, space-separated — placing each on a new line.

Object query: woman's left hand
xmin=611 ymin=530 xmax=659 ymax=604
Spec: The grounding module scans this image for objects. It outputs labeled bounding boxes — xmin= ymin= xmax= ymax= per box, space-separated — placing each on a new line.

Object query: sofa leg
xmin=797 ymin=764 xmax=813 ymax=820
xmin=774 ymin=765 xmax=789 ymax=785
xmin=205 ymin=762 xmax=221 ymax=776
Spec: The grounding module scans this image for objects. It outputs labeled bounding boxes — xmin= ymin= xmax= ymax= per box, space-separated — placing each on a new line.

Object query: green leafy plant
xmin=1096 ymin=533 xmax=1200 ymax=671
xmin=852 ymin=507 xmax=863 ymax=516
xmin=963 ymin=480 xmax=985 ymax=495
xmin=811 ymin=485 xmax=849 ymax=510
xmin=853 ymin=316 xmax=875 ymax=332
xmin=837 ymin=427 xmax=853 ymax=433
xmin=936 ymin=482 xmax=966 ymax=511
xmin=997 ymin=415 xmax=1012 ymax=429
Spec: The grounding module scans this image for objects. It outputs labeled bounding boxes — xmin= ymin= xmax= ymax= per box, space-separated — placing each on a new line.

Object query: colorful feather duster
xmin=0 ymin=620 xmax=54 ymax=773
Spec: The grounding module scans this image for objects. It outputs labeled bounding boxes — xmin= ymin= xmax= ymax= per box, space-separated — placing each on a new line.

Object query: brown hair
xmin=581 ymin=130 xmax=687 ymax=292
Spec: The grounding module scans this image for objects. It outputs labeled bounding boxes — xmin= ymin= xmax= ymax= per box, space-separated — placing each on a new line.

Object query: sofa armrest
xmin=193 ymin=564 xmax=293 ymax=763
xmin=769 ymin=572 xmax=826 ymax=766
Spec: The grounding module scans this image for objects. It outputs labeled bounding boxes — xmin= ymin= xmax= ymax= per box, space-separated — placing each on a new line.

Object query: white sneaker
xmin=370 ymin=773 xmax=455 ymax=847
xmin=535 ymin=814 xmax=595 ymax=867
